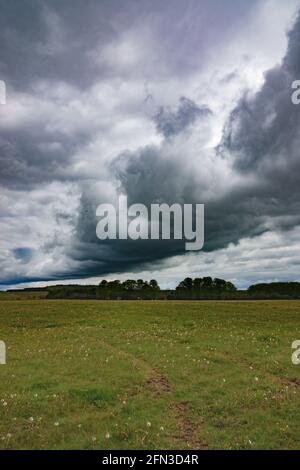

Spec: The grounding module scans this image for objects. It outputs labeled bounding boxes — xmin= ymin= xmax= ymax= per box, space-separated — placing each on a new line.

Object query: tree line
xmin=248 ymin=282 xmax=300 ymax=299
xmin=41 ymin=277 xmax=300 ymax=300
xmin=42 ymin=278 xmax=300 ymax=300
xmin=47 ymin=279 xmax=160 ymax=300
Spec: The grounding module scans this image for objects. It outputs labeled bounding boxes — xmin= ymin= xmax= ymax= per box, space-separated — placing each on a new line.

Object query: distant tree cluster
xmin=176 ymin=277 xmax=236 ymax=291
xmin=47 ymin=285 xmax=97 ymax=299
xmin=173 ymin=277 xmax=237 ymax=299
xmin=98 ymin=279 xmax=159 ymax=291
xmin=47 ymin=279 xmax=160 ymax=300
xmin=96 ymin=279 xmax=160 ymax=299
xmin=248 ymin=282 xmax=300 ymax=299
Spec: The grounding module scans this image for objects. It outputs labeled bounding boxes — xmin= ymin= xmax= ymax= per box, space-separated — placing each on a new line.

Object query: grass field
xmin=0 ymin=299 xmax=299 ymax=450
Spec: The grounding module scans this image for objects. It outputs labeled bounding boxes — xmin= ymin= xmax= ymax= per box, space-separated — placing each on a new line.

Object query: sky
xmin=1 ymin=0 xmax=300 ymax=290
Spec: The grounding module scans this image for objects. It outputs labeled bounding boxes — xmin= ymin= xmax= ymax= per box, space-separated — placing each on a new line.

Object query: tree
xmin=137 ymin=279 xmax=145 ymax=290
xmin=202 ymin=277 xmax=213 ymax=288
xmin=174 ymin=276 xmax=237 ymax=299
xmin=193 ymin=278 xmax=202 ymax=289
xmin=149 ymin=279 xmax=159 ymax=290
xmin=109 ymin=280 xmax=121 ymax=289
xmin=225 ymin=281 xmax=236 ymax=292
xmin=177 ymin=278 xmax=193 ymax=290
xmin=213 ymin=278 xmax=226 ymax=290
xmin=123 ymin=280 xmax=137 ymax=291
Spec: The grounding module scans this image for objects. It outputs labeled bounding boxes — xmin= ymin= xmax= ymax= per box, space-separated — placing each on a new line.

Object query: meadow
xmin=0 ymin=298 xmax=299 ymax=450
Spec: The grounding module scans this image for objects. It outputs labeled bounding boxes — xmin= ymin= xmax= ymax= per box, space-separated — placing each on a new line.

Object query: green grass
xmin=0 ymin=299 xmax=300 ymax=449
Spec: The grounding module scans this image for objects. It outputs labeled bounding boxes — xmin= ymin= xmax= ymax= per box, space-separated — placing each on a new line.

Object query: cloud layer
xmin=0 ymin=0 xmax=300 ymax=288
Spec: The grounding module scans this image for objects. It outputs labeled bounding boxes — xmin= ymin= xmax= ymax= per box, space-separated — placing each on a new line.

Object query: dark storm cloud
xmin=114 ymin=146 xmax=197 ymax=205
xmin=0 ymin=0 xmax=254 ymax=191
xmin=219 ymin=11 xmax=300 ymax=224
xmin=13 ymin=247 xmax=33 ymax=264
xmin=154 ymin=97 xmax=212 ymax=138
xmin=214 ymin=11 xmax=300 ymax=245
xmin=0 ymin=124 xmax=89 ymax=189
xmin=0 ymin=0 xmax=298 ymax=285
xmin=103 ymin=11 xmax=300 ymax=266
xmin=221 ymin=9 xmax=300 ymax=173
xmin=65 ymin=179 xmax=188 ymax=280
xmin=64 ymin=96 xmax=213 ymax=277
xmin=0 ymin=0 xmax=260 ymax=90
xmin=0 ymin=0 xmax=114 ymax=89
xmin=110 ymin=143 xmax=261 ymax=258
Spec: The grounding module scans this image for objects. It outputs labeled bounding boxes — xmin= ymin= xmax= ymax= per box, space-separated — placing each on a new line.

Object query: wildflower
xmin=29 ymin=417 xmax=34 ymax=422
xmin=92 ymin=436 xmax=97 ymax=442
xmin=105 ymin=432 xmax=111 ymax=439
xmin=146 ymin=421 xmax=151 ymax=428
xmin=54 ymin=422 xmax=59 ymax=426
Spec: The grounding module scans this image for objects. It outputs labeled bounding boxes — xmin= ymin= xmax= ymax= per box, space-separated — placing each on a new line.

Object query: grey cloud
xmin=0 ymin=0 xmax=113 ymax=90
xmin=114 ymin=146 xmax=197 ymax=205
xmin=111 ymin=145 xmax=266 ymax=256
xmin=66 ymin=182 xmax=188 ymax=279
xmin=219 ymin=11 xmax=300 ymax=234
xmin=0 ymin=0 xmax=261 ymax=91
xmin=106 ymin=12 xmax=300 ymax=264
xmin=13 ymin=247 xmax=33 ymax=264
xmin=222 ymin=11 xmax=300 ymax=173
xmin=0 ymin=0 xmax=299 ymax=285
xmin=154 ymin=97 xmax=211 ymax=138
xmin=0 ymin=126 xmax=87 ymax=189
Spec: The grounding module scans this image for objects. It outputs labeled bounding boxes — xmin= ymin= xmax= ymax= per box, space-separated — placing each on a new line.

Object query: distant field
xmin=0 ymin=291 xmax=48 ymax=300
xmin=0 ymin=300 xmax=299 ymax=450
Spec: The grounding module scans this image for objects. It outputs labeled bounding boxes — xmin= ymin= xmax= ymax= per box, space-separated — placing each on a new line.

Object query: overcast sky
xmin=1 ymin=0 xmax=300 ymax=289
